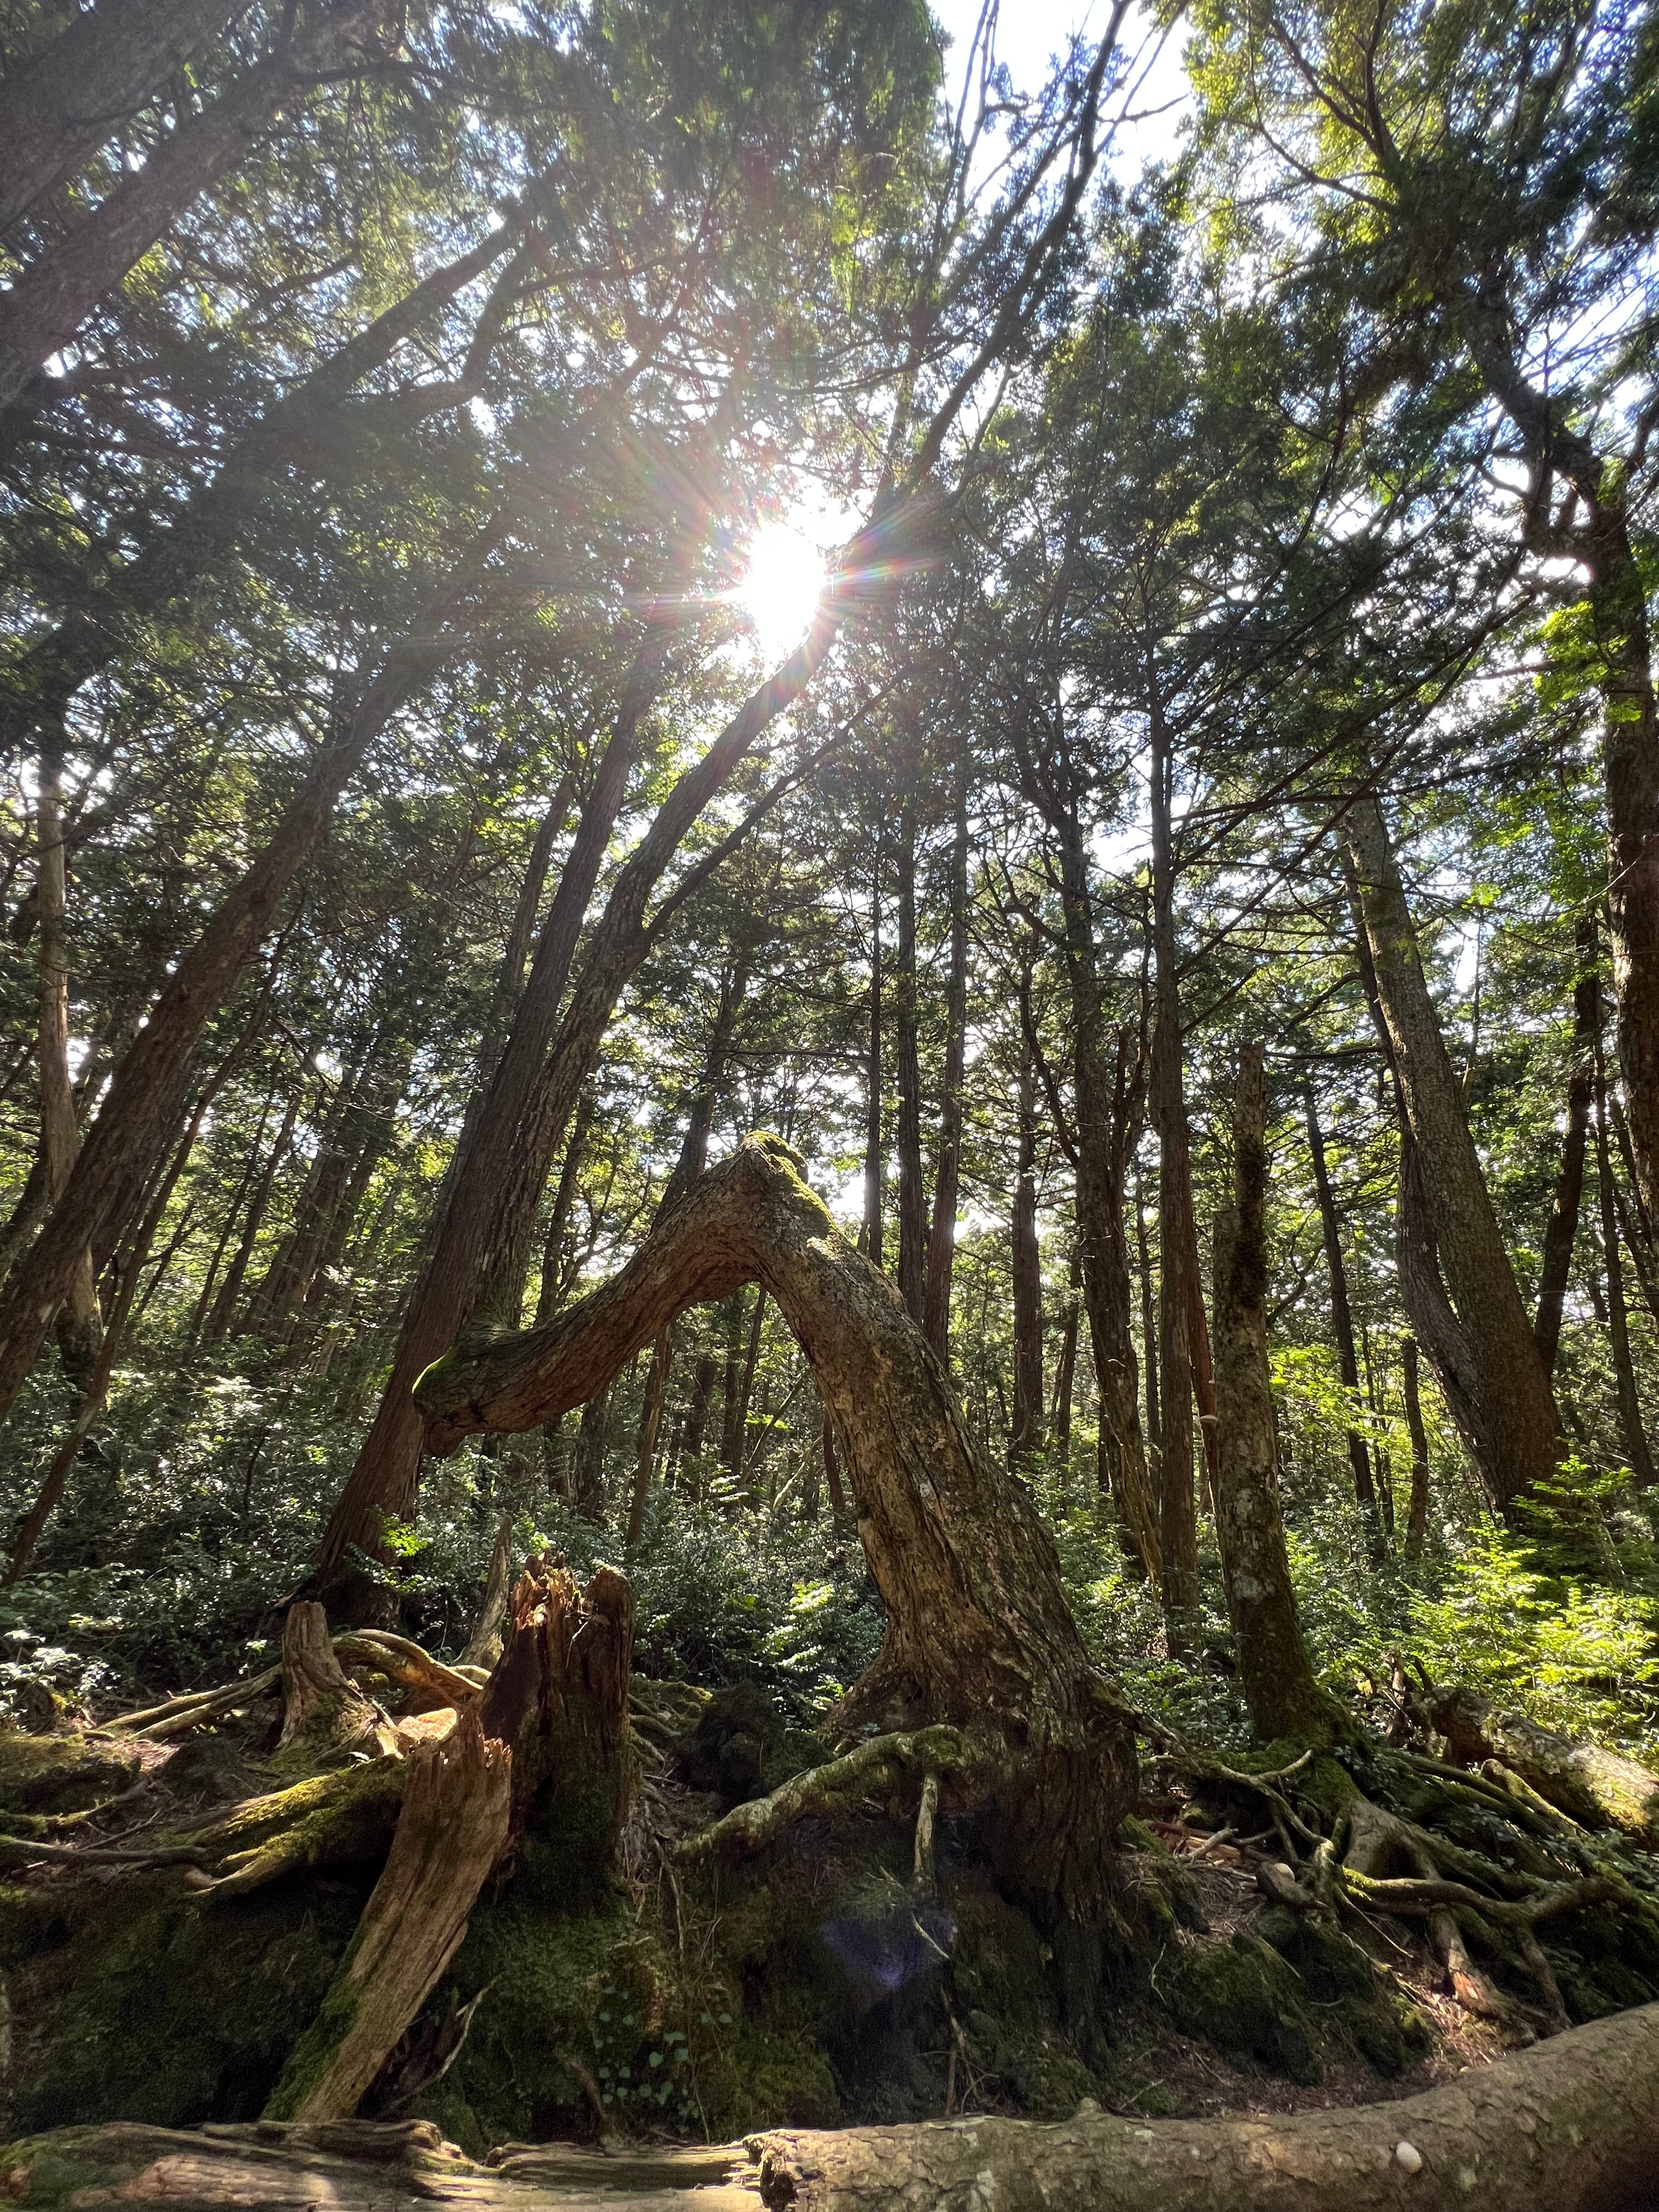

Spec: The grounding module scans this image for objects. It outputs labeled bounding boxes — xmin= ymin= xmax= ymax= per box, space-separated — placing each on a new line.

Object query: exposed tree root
xmin=675 ymin=1726 xmax=966 ymax=1864
xmin=1427 ymin=1683 xmax=1659 ymax=1847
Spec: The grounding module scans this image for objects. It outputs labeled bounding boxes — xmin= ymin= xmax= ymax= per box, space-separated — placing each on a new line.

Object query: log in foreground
xmin=417 ymin=1136 xmax=1136 ymax=1914
xmin=8 ymin=2001 xmax=1659 ymax=2211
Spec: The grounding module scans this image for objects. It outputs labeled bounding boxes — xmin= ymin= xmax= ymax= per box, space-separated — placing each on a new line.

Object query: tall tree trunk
xmin=418 ymin=1135 xmax=1139 ymax=1920
xmin=1304 ymin=1081 xmax=1384 ymax=1557
xmin=1595 ymin=1049 xmax=1655 ymax=1487
xmin=572 ymin=1388 xmax=609 ymax=1521
xmin=0 ymin=556 xmax=489 ymax=1428
xmin=626 ymin=1327 xmax=673 ymax=1546
xmin=1212 ymin=1044 xmax=1325 ymax=1741
xmin=1341 ymin=793 xmax=1560 ymax=1516
xmin=1135 ymin=1171 xmax=1160 ymax=1454
xmin=1402 ymin=1334 xmax=1431 ymax=1560
xmin=535 ymin=1090 xmax=594 ymax=1328
xmin=32 ymin=743 xmax=102 ymax=1383
xmin=1050 ymin=1239 xmax=1081 ymax=1470
xmin=894 ymin=797 xmax=926 ymax=1322
xmin=0 ymin=0 xmax=241 ymax=230
xmin=1534 ymin=916 xmax=1599 ymax=1375
xmin=923 ymin=754 xmax=968 ymax=1359
xmin=1052 ymin=802 xmax=1159 ymax=1577
xmin=202 ymin=1088 xmax=300 ymax=1346
xmin=728 ymin=1289 xmax=766 ymax=1488
xmin=1149 ymin=663 xmax=1196 ymax=1626
xmin=862 ymin=839 xmax=885 ymax=1269
xmin=0 ymin=0 xmax=393 ymax=410
xmin=1009 ymin=972 xmax=1044 ymax=1468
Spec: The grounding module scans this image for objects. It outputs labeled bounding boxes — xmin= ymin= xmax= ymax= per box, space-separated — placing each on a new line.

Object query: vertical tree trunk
xmin=1304 ymin=1081 xmax=1384 ymax=1556
xmin=1402 ymin=1335 xmax=1431 ymax=1561
xmin=0 ymin=0 xmax=241 ymax=232
xmin=1149 ymin=668 xmax=1197 ymax=1628
xmin=729 ymin=1289 xmax=766 ymax=1487
xmin=573 ymin=1389 xmax=610 ymax=1521
xmin=863 ymin=842 xmax=885 ymax=1269
xmin=1535 ymin=917 xmax=1599 ymax=1375
xmin=535 ymin=1091 xmax=595 ymax=1329
xmin=1136 ymin=1172 xmax=1160 ymax=1454
xmin=1595 ymin=1051 xmax=1655 ymax=1487
xmin=680 ymin=1350 xmax=716 ymax=1498
xmin=1341 ymin=793 xmax=1560 ymax=1516
xmin=1010 ymin=975 xmax=1044 ymax=1468
xmin=33 ymin=743 xmax=102 ymax=1382
xmin=203 ymin=1088 xmax=300 ymax=1345
xmin=923 ymin=757 xmax=968 ymax=1359
xmin=1050 ymin=1240 xmax=1081 ymax=1471
xmin=1052 ymin=803 xmax=1159 ymax=1576
xmin=895 ymin=797 xmax=927 ymax=1322
xmin=1212 ymin=1044 xmax=1325 ymax=1742
xmin=627 ymin=1327 xmax=673 ymax=1545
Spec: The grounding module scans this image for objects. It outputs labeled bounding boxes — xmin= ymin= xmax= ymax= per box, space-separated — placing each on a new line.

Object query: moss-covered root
xmin=264 ymin=1707 xmax=510 ymax=2123
xmin=1430 ymin=1685 xmax=1659 ymax=1847
xmin=675 ymin=1726 xmax=966 ymax=1864
xmin=189 ymin=1758 xmax=407 ymax=1898
xmin=755 ymin=1999 xmax=1659 ymax=2212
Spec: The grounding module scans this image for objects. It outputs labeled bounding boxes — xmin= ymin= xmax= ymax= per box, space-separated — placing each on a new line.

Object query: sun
xmin=733 ymin=521 xmax=828 ymax=664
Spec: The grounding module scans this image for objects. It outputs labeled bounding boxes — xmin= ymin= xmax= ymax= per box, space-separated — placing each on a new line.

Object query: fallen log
xmin=6 ymin=2001 xmax=1658 ymax=2211
xmin=1429 ymin=1684 xmax=1659 ymax=1847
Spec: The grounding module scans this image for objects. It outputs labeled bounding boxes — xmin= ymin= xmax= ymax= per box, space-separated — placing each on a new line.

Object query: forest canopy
xmin=2 ymin=0 xmax=1659 ymax=2203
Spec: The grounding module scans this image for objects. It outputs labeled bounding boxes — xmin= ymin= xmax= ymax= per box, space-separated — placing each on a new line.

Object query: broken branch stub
xmin=417 ymin=1136 xmax=1136 ymax=1916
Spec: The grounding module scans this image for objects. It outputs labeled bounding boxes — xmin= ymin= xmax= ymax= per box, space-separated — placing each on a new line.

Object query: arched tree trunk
xmin=415 ymin=1136 xmax=1138 ymax=1918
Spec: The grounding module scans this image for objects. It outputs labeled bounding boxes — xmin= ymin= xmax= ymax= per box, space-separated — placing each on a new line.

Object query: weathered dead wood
xmin=1430 ymin=1684 xmax=1659 ymax=1847
xmin=416 ymin=1136 xmax=1136 ymax=1917
xmin=479 ymin=1557 xmax=635 ymax=1841
xmin=264 ymin=1707 xmax=512 ymax=2123
xmin=11 ymin=2002 xmax=1659 ymax=2210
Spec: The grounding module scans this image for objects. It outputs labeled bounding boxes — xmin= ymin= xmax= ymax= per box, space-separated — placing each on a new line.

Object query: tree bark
xmin=923 ymin=753 xmax=968 ymax=1359
xmin=753 ymin=1998 xmax=1659 ymax=2212
xmin=1212 ymin=1045 xmax=1326 ymax=1742
xmin=0 ymin=0 xmax=242 ymax=233
xmin=264 ymin=1706 xmax=511 ymax=2123
xmin=1009 ymin=972 xmax=1044 ymax=1468
xmin=416 ymin=1135 xmax=1139 ymax=1916
xmin=1051 ymin=804 xmax=1159 ymax=1577
xmin=1401 ymin=1335 xmax=1430 ymax=1560
xmin=18 ymin=2006 xmax=1659 ymax=2212
xmin=1534 ymin=918 xmax=1599 ymax=1375
xmin=32 ymin=744 xmax=103 ymax=1383
xmin=1148 ymin=660 xmax=1197 ymax=1625
xmin=1341 ymin=794 xmax=1560 ymax=1516
xmin=1049 ymin=1239 xmax=1081 ymax=1468
xmin=1594 ymin=1049 xmax=1655 ymax=1486
xmin=0 ymin=0 xmax=394 ymax=411
xmin=894 ymin=796 xmax=926 ymax=1323
xmin=1430 ymin=1684 xmax=1659 ymax=1846
xmin=1304 ymin=1082 xmax=1383 ymax=1556
xmin=862 ymin=837 xmax=884 ymax=1269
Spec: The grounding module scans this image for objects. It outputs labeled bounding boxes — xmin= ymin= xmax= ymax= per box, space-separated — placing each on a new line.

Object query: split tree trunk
xmin=416 ymin=1135 xmax=1138 ymax=1917
xmin=1341 ymin=795 xmax=1559 ymax=1515
xmin=1212 ymin=1045 xmax=1326 ymax=1742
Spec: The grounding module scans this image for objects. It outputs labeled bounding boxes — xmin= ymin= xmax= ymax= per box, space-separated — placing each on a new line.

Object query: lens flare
xmin=733 ymin=522 xmax=827 ymax=662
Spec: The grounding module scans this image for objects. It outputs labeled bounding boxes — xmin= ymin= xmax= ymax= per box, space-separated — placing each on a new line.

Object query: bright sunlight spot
xmin=733 ymin=522 xmax=828 ymax=664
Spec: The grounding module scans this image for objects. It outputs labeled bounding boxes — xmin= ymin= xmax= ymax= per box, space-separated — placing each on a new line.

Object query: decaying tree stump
xmin=9 ymin=2001 xmax=1659 ymax=2210
xmin=416 ymin=1136 xmax=1137 ymax=1921
xmin=479 ymin=1556 xmax=635 ymax=1842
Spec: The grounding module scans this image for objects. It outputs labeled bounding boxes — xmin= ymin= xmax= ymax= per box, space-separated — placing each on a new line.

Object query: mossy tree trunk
xmin=1212 ymin=1045 xmax=1327 ymax=1743
xmin=416 ymin=1135 xmax=1138 ymax=1921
